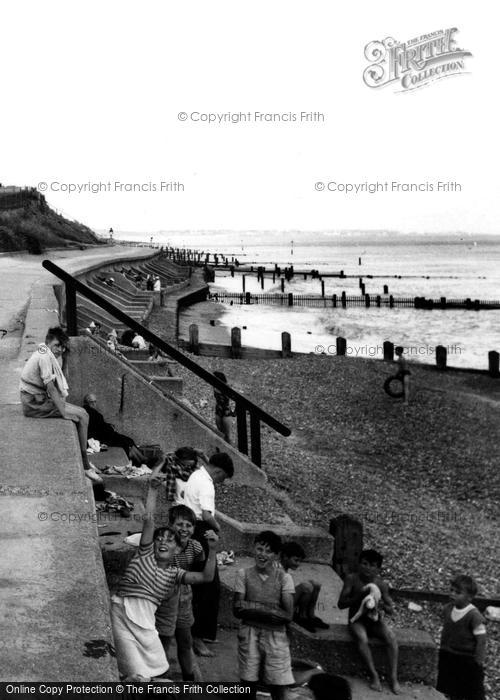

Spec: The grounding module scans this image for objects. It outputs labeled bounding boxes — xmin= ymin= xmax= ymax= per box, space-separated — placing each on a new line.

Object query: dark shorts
xmin=20 ymin=391 xmax=61 ymax=418
xmin=350 ymin=616 xmax=386 ymax=638
xmin=437 ymin=650 xmax=485 ymax=700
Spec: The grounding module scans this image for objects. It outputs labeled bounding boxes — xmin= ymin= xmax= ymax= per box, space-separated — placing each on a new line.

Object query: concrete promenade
xmin=0 ymin=246 xmax=155 ymax=680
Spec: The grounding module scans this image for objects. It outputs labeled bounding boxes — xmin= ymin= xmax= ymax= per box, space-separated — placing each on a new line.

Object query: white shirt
xmin=181 ymin=466 xmax=215 ymax=519
xmin=132 ymin=334 xmax=147 ymax=350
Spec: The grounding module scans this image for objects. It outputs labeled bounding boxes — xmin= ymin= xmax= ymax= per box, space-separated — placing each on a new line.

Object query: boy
xmin=156 ymin=504 xmax=205 ymax=681
xmin=111 ymin=479 xmax=218 ymax=681
xmin=338 ymin=549 xmax=400 ymax=694
xmin=395 ymin=346 xmax=410 ymax=405
xmin=233 ymin=531 xmax=295 ymax=700
xmin=436 ymin=574 xmax=486 ymax=700
xmin=280 ymin=541 xmax=329 ymax=633
xmin=182 ymin=452 xmax=234 ymax=657
xmin=19 ymin=326 xmax=101 ymax=483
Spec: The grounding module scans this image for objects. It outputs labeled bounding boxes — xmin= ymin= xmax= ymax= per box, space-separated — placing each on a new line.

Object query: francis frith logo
xmin=363 ymin=28 xmax=472 ymax=91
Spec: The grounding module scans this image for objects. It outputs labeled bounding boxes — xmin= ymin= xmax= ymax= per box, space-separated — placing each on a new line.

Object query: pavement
xmin=0 ymin=246 xmax=155 ymax=681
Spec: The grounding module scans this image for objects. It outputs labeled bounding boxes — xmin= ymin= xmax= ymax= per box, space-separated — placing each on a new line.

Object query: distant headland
xmin=0 ymin=185 xmax=103 ymax=253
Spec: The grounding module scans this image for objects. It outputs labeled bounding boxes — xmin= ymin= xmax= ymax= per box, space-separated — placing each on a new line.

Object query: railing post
xmin=189 ymin=324 xmax=199 ymax=354
xmin=250 ymin=413 xmax=262 ymax=467
xmin=65 ymin=282 xmax=78 ymax=336
xmin=236 ymin=403 xmax=248 ymax=455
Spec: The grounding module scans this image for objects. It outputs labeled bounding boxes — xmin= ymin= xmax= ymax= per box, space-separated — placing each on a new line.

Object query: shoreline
xmin=172 ymin=298 xmax=498 ymax=374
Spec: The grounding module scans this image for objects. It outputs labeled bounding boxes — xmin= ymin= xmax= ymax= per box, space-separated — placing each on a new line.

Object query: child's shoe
xmin=294 ymin=616 xmax=316 ymax=633
xmin=311 ymin=615 xmax=329 ymax=629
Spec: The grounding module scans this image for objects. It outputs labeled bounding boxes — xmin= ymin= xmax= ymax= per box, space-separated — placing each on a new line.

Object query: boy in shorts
xmin=280 ymin=541 xmax=329 ymax=633
xmin=338 ymin=549 xmax=400 ymax=694
xmin=233 ymin=531 xmax=295 ymax=700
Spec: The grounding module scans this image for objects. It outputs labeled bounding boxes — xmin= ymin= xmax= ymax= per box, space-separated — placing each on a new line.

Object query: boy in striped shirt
xmin=156 ymin=505 xmax=206 ymax=681
xmin=111 ymin=480 xmax=218 ymax=681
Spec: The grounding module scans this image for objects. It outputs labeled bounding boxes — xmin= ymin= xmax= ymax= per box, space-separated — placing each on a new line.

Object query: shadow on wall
xmin=65 ymin=335 xmax=266 ymax=488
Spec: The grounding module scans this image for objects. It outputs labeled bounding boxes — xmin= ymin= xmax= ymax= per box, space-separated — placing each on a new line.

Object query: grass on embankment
xmin=0 ymin=201 xmax=102 ymax=252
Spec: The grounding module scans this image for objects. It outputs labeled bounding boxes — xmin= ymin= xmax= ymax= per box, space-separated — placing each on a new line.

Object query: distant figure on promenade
xmin=19 ymin=327 xmax=102 ymax=483
xmin=83 ymin=393 xmax=147 ymax=466
xmin=395 ymin=346 xmax=411 ymax=405
xmin=213 ymin=371 xmax=234 ymax=443
xmin=146 ymin=274 xmax=154 ymax=291
xmin=153 ymin=275 xmax=161 ymax=291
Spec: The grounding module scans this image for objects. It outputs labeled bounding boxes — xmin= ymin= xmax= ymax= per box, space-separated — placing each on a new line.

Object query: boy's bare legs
xmin=306 ymin=582 xmax=321 ymax=619
xmin=221 ymin=416 xmax=232 ymax=444
xmin=176 ymin=627 xmax=196 ymax=680
xmin=403 ymin=376 xmax=410 ymax=405
xmin=350 ymin=621 xmax=382 ymax=691
xmin=375 ymin=621 xmax=400 ymax=694
xmin=63 ymin=402 xmax=91 ymax=469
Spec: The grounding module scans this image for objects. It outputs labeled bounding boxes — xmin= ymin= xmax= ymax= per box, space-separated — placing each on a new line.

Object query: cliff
xmin=0 ymin=186 xmax=102 ymax=253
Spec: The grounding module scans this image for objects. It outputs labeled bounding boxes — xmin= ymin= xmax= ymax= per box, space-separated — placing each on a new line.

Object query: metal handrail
xmin=42 ymin=260 xmax=291 ymax=466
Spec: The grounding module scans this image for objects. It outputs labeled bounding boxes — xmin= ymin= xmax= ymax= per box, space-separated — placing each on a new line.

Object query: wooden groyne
xmin=182 ymin=323 xmax=500 ymax=377
xmin=208 ymin=291 xmax=500 ymax=311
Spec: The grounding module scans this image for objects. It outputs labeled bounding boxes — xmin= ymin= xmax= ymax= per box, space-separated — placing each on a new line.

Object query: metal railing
xmin=42 ymin=260 xmax=291 ymax=466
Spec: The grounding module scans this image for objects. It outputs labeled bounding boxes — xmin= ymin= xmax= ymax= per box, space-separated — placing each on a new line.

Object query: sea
xmin=116 ymin=231 xmax=500 ymax=370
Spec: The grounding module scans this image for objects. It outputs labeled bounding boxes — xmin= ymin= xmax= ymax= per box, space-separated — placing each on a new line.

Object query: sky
xmin=1 ymin=1 xmax=498 ymax=236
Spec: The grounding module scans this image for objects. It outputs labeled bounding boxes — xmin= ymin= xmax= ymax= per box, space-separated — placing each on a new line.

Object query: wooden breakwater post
xmin=489 ymin=350 xmax=500 ymax=378
xmin=245 ymin=292 xmax=251 ymax=305
xmin=281 ymin=278 xmax=285 ymax=293
xmin=231 ymin=327 xmax=242 ymax=359
xmin=242 ymin=275 xmax=246 ymax=292
xmin=336 ymin=336 xmax=347 ymax=356
xmin=189 ymin=324 xmax=199 ymax=355
xmin=376 ymin=295 xmax=381 ymax=307
xmin=365 ymin=293 xmax=370 ymax=307
xmin=436 ymin=345 xmax=447 ymax=370
xmin=288 ymin=293 xmax=293 ymax=307
xmin=330 ymin=514 xmax=363 ymax=578
xmin=383 ymin=341 xmax=394 ymax=361
xmin=383 ymin=284 xmax=389 ymax=294
xmin=281 ymin=332 xmax=292 ymax=358
xmin=341 ymin=291 xmax=346 ymax=308
xmin=332 ymin=294 xmax=337 ymax=308
xmin=321 ymin=280 xmax=325 ymax=297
